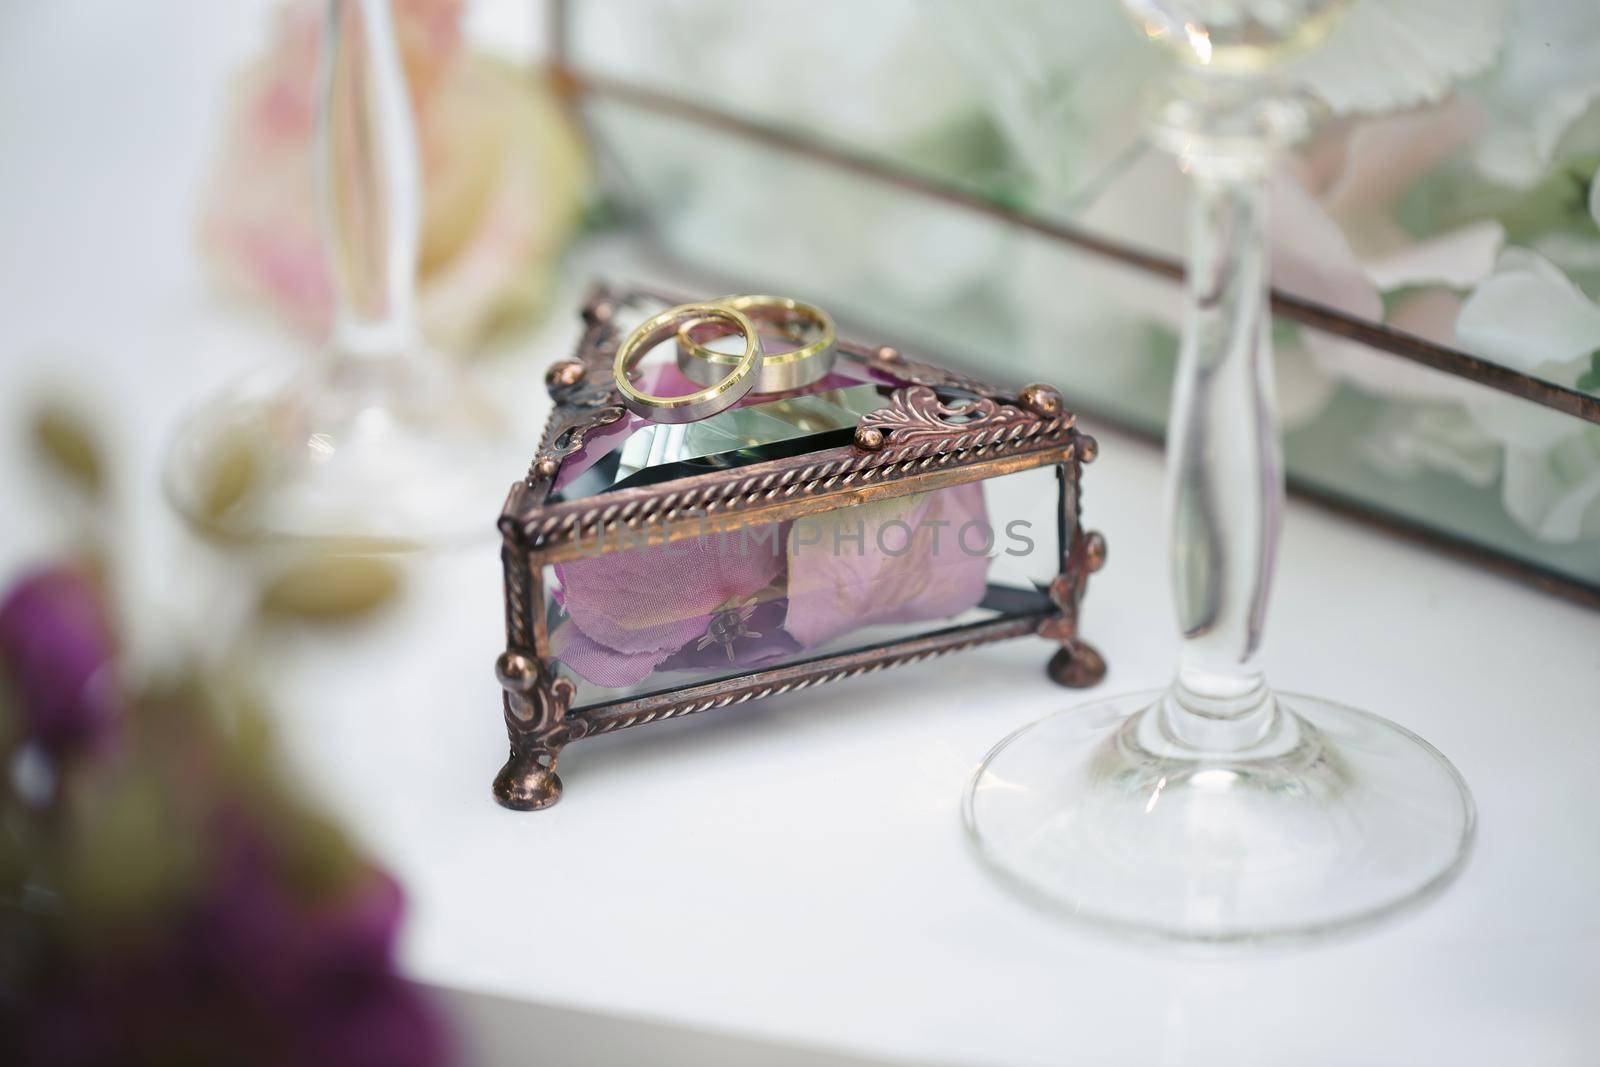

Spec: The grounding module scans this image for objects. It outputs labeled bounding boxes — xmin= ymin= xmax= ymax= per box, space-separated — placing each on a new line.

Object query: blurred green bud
xmin=201 ymin=431 xmax=259 ymax=521
xmin=259 ymin=556 xmax=403 ymax=621
xmin=31 ymin=403 xmax=104 ymax=497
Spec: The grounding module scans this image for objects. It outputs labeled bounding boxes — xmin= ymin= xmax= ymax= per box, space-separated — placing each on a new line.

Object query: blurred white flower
xmin=1285 ymin=99 xmax=1504 ymax=401
xmin=1062 ymin=153 xmax=1345 ymax=426
xmin=1358 ymin=403 xmax=1501 ymax=489
xmin=1457 ymin=249 xmax=1600 ymax=390
xmin=1077 ymin=98 xmax=1505 ymax=414
xmin=1456 ymin=247 xmax=1600 ymax=540
xmin=579 ymin=0 xmax=982 ymax=148
xmin=1291 ymin=0 xmax=1507 ymax=116
xmin=1499 ymin=431 xmax=1600 ymax=543
xmin=1470 ymin=0 xmax=1600 ymax=187
xmin=926 ymin=0 xmax=1157 ymax=206
xmin=1305 ymin=101 xmax=1500 ymax=286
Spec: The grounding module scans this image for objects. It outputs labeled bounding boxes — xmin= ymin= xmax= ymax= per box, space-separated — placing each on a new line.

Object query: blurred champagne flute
xmin=963 ymin=0 xmax=1476 ymax=943
xmin=165 ymin=0 xmax=518 ymax=551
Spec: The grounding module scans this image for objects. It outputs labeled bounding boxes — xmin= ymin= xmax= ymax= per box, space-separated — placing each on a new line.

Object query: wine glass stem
xmin=318 ymin=0 xmax=421 ymax=358
xmin=1165 ymin=159 xmax=1282 ymax=729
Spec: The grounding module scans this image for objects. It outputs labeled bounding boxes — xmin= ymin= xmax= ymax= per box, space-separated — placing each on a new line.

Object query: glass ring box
xmin=492 ymin=284 xmax=1106 ymax=810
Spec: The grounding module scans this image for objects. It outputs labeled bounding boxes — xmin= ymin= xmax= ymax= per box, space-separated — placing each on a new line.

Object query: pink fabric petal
xmin=550 ymin=619 xmax=675 ymax=688
xmin=784 ymin=483 xmax=990 ymax=649
xmin=554 ymin=523 xmax=784 ymax=655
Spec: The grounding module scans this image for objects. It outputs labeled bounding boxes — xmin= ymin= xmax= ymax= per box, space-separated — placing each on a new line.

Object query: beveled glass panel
xmin=544 ymin=464 xmax=1063 ymax=709
xmin=552 ymin=378 xmax=891 ymax=502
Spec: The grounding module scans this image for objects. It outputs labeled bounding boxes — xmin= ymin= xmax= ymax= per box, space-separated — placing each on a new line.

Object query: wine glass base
xmin=965 ymin=690 xmax=1474 ymax=945
xmin=164 ymin=357 xmax=522 ymax=551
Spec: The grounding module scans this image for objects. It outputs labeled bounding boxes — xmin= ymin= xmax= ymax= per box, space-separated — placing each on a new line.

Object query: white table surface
xmin=4 ymin=4 xmax=1599 ymax=1066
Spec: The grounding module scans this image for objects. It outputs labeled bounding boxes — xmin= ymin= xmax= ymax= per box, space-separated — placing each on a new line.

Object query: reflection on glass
xmin=572 ymin=1 xmax=1600 ymax=601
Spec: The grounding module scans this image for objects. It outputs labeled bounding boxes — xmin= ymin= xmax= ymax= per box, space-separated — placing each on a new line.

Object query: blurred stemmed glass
xmin=165 ymin=0 xmax=517 ymax=551
xmin=964 ymin=0 xmax=1475 ymax=942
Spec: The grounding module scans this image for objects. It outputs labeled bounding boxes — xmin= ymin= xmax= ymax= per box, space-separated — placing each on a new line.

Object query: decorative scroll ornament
xmin=528 ymin=357 xmax=625 ymax=483
xmin=495 ymin=650 xmax=577 ymax=733
xmin=853 ymin=385 xmax=1036 ymax=452
xmin=1039 ymin=530 xmax=1107 ymax=643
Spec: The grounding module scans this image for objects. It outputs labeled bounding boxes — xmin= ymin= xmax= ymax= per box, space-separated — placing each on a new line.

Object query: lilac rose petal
xmin=549 ymin=618 xmax=675 ymax=688
xmin=553 ymin=524 xmax=784 ymax=656
xmin=784 ymin=483 xmax=991 ymax=648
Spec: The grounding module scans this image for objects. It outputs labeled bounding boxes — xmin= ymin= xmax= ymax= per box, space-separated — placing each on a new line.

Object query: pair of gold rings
xmin=613 ymin=295 xmax=837 ymax=424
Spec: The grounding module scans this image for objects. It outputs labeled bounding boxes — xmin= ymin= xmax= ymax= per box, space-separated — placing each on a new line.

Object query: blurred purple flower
xmin=17 ymin=822 xmax=451 ymax=1067
xmin=0 ymin=567 xmax=120 ymax=760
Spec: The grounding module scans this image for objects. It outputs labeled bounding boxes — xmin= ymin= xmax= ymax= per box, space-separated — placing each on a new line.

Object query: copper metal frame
xmin=492 ymin=282 xmax=1107 ymax=810
xmin=537 ymin=3 xmax=1600 ymax=610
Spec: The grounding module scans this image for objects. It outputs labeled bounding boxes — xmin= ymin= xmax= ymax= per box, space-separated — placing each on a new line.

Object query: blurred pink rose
xmin=200 ymin=0 xmax=589 ymax=351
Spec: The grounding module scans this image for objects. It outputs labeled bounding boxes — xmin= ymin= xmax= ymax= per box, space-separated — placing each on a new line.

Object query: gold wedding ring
xmin=614 ymin=303 xmax=764 ymax=424
xmin=676 ymin=295 xmax=837 ymax=394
